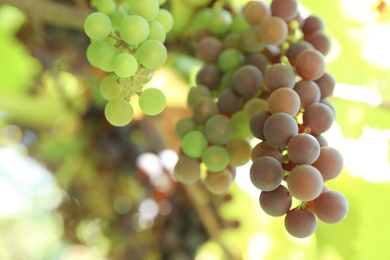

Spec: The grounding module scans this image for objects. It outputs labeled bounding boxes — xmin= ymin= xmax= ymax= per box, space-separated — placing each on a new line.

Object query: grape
xmin=320 ymin=99 xmax=336 ymax=116
xmin=270 ymin=0 xmax=298 ymax=21
xmin=132 ymin=68 xmax=154 ymax=87
xmin=192 ymin=97 xmax=219 ymax=124
xmin=241 ymin=27 xmax=266 ymax=53
xmin=136 ymin=39 xmax=167 ymax=69
xmin=195 ymin=36 xmax=222 ymax=63
xmin=302 ymin=15 xmax=324 ymax=36
xmin=313 ymin=134 xmax=328 ymax=147
xmin=104 ymin=98 xmax=134 ymax=127
xmin=174 ymin=117 xmax=197 ymax=141
xmin=287 ymin=165 xmax=323 ymax=201
xmin=251 ymin=141 xmax=283 ymax=163
xmin=258 ymin=16 xmax=288 ymax=45
xmin=314 ymin=71 xmax=336 ymax=99
xmin=268 ymin=88 xmax=301 ymax=116
xmin=196 ymin=64 xmax=222 ymax=91
xmin=94 ymin=0 xmax=116 ymax=14
xmin=120 ymin=15 xmax=150 ymax=45
xmin=194 ymin=8 xmax=213 ymax=29
xmin=217 ymin=89 xmax=244 ymax=115
xmin=138 ymin=88 xmax=166 ymax=116
xmin=86 ymin=41 xmax=105 ymax=67
xmin=84 ymin=12 xmax=112 ymax=41
xmin=187 ymin=86 xmax=211 ymax=108
xmin=295 ymin=49 xmax=325 ymax=80
xmin=305 ymin=30 xmax=331 ymax=56
xmin=243 ymin=98 xmax=268 ymax=121
xmin=154 ymin=9 xmax=174 ymax=33
xmin=174 ymin=155 xmax=201 ymax=184
xmin=231 ymin=111 xmax=252 ymax=138
xmin=249 ymin=110 xmax=271 ymax=140
xmin=286 ymin=40 xmax=314 ymax=67
xmin=232 ymin=65 xmax=263 ymax=98
xmin=181 ymin=130 xmax=208 ymax=158
xmin=244 ymin=53 xmax=269 ymax=75
xmin=314 ymin=190 xmax=349 ymax=224
xmin=112 ymin=53 xmax=138 ymax=78
xmin=260 ymin=185 xmax=292 ymax=216
xmin=293 ymin=80 xmax=321 ymax=108
xmin=217 ymin=49 xmax=244 ymax=73
xmin=312 ymin=146 xmax=343 ymax=181
xmin=225 ymin=138 xmax=251 ymax=166
xmin=148 ymin=20 xmax=166 ymax=43
xmin=243 ymin=1 xmax=270 ymax=25
xmin=204 ymin=115 xmax=233 ymax=145
xmin=231 ymin=15 xmax=250 ymax=33
xmin=96 ymin=45 xmax=120 ymax=72
xmin=109 ymin=10 xmax=127 ymax=30
xmin=264 ymin=63 xmax=295 ymax=91
xmin=284 ymin=208 xmax=317 ymax=238
xmin=250 ymin=156 xmax=284 ymax=191
xmin=219 ymin=71 xmax=235 ymax=91
xmin=202 ymin=145 xmax=230 ymax=172
xmin=204 ymin=169 xmax=233 ymax=195
xmin=100 ymin=74 xmax=120 ymax=101
xmin=208 ymin=9 xmax=233 ymax=36
xmin=303 ymin=103 xmax=334 ymax=135
xmin=287 ymin=133 xmax=320 ymax=165
xmin=263 ymin=112 xmax=298 ymax=148
xmin=223 ymin=32 xmax=242 ymax=50
xmin=128 ymin=0 xmax=159 ymax=21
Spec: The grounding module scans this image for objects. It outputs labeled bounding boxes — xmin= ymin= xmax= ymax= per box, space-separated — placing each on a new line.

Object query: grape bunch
xmin=173 ymin=0 xmax=348 ymax=238
xmin=84 ymin=0 xmax=173 ymax=126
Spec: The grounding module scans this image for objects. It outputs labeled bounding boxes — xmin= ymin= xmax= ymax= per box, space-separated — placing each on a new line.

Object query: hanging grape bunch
xmin=173 ymin=0 xmax=349 ymax=238
xmin=84 ymin=0 xmax=173 ymax=126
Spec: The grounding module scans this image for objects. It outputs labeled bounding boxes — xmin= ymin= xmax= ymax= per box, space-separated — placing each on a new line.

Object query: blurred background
xmin=0 ymin=0 xmax=389 ymax=259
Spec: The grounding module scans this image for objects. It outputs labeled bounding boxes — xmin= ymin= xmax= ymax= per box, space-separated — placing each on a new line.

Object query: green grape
xmin=128 ymin=0 xmax=159 ymax=21
xmin=113 ymin=53 xmax=138 ymax=78
xmin=100 ymin=74 xmax=120 ymax=101
xmin=174 ymin=117 xmax=197 ymax=140
xmin=243 ymin=98 xmax=268 ymax=121
xmin=217 ymin=49 xmax=244 ymax=73
xmin=209 ymin=9 xmax=232 ymax=36
xmin=154 ymin=9 xmax=174 ymax=33
xmin=225 ymin=138 xmax=252 ymax=166
xmin=84 ymin=12 xmax=112 ymax=41
xmin=182 ymin=130 xmax=208 ymax=158
xmin=94 ymin=0 xmax=116 ymax=14
xmin=174 ymin=155 xmax=201 ymax=184
xmin=120 ymin=15 xmax=150 ymax=45
xmin=104 ymin=98 xmax=134 ymax=127
xmin=204 ymin=114 xmax=233 ymax=145
xmin=158 ymin=0 xmax=167 ymax=5
xmin=132 ymin=68 xmax=154 ymax=87
xmin=138 ymin=88 xmax=166 ymax=116
xmin=185 ymin=0 xmax=211 ymax=7
xmin=202 ymin=145 xmax=230 ymax=172
xmin=109 ymin=10 xmax=127 ymax=30
xmin=231 ymin=111 xmax=251 ymax=138
xmin=148 ymin=21 xmax=166 ymax=42
xmin=231 ymin=15 xmax=250 ymax=33
xmin=86 ymin=41 xmax=106 ymax=67
xmin=136 ymin=39 xmax=167 ymax=69
xmin=96 ymin=45 xmax=120 ymax=72
xmin=194 ymin=8 xmax=213 ymax=29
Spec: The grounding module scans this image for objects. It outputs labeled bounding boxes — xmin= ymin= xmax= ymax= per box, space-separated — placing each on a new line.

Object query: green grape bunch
xmin=84 ymin=0 xmax=174 ymax=126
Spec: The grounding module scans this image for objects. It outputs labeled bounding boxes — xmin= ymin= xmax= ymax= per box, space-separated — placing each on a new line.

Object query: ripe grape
xmin=260 ymin=185 xmax=292 ymax=216
xmin=100 ymin=74 xmax=120 ymax=101
xmin=305 ymin=30 xmax=331 ymax=56
xmin=154 ymin=9 xmax=174 ymax=33
xmin=232 ymin=65 xmax=263 ymax=98
xmin=312 ymin=146 xmax=344 ymax=181
xmin=263 ymin=112 xmax=298 ymax=148
xmin=84 ymin=12 xmax=112 ymax=41
xmin=128 ymin=0 xmax=159 ymax=21
xmin=293 ymin=80 xmax=321 ymax=108
xmin=196 ymin=64 xmax=222 ymax=91
xmin=217 ymin=89 xmax=244 ymax=115
xmin=295 ymin=49 xmax=325 ymax=80
xmin=314 ymin=71 xmax=336 ymax=99
xmin=303 ymin=102 xmax=334 ymax=135
xmin=268 ymin=88 xmax=301 ymax=116
xmin=174 ymin=155 xmax=201 ymax=184
xmin=301 ymin=15 xmax=324 ymax=36
xmin=225 ymin=138 xmax=252 ymax=166
xmin=136 ymin=39 xmax=168 ymax=69
xmin=138 ymin=88 xmax=166 ymax=116
xmin=287 ymin=133 xmax=320 ymax=165
xmin=287 ymin=165 xmax=323 ymax=201
xmin=181 ymin=130 xmax=208 ymax=158
xmin=249 ymin=110 xmax=271 ymax=140
xmin=285 ymin=207 xmax=317 ymax=238
xmin=286 ymin=40 xmax=314 ymax=66
xmin=104 ymin=98 xmax=134 ymax=127
xmin=264 ymin=63 xmax=296 ymax=91
xmin=195 ymin=36 xmax=222 ymax=63
xmin=250 ymin=156 xmax=284 ymax=191
xmin=187 ymin=86 xmax=211 ymax=108
xmin=243 ymin=1 xmax=270 ymax=25
xmin=112 ymin=53 xmax=138 ymax=78
xmin=204 ymin=114 xmax=234 ymax=145
xmin=251 ymin=141 xmax=283 ymax=163
xmin=120 ymin=15 xmax=150 ymax=45
xmin=204 ymin=169 xmax=233 ymax=195
xmin=258 ymin=16 xmax=288 ymax=45
xmin=270 ymin=0 xmax=298 ymax=21
xmin=192 ymin=96 xmax=219 ymax=124
xmin=202 ymin=145 xmax=230 ymax=172
xmin=314 ymin=190 xmax=349 ymax=224
xmin=244 ymin=53 xmax=269 ymax=75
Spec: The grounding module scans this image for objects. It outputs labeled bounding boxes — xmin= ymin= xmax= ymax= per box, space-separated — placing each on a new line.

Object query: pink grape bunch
xmin=173 ymin=0 xmax=348 ymax=238
xmin=84 ymin=0 xmax=173 ymax=126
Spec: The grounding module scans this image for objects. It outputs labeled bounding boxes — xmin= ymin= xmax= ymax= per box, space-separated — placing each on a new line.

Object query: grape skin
xmin=84 ymin=12 xmax=112 ymax=41
xmin=287 ymin=164 xmax=323 ymax=201
xmin=260 ymin=185 xmax=292 ymax=217
xmin=264 ymin=63 xmax=296 ymax=91
xmin=285 ymin=207 xmax=317 ymax=238
xmin=267 ymin=87 xmax=301 ymax=116
xmin=251 ymin=141 xmax=283 ymax=163
xmin=312 ymin=146 xmax=344 ymax=181
xmin=250 ymin=156 xmax=284 ymax=191
xmin=314 ymin=190 xmax=349 ymax=224
xmin=287 ymin=133 xmax=320 ymax=165
xmin=303 ymin=102 xmax=334 ymax=135
xmin=295 ymin=49 xmax=325 ymax=80
xmin=174 ymin=155 xmax=201 ymax=184
xmin=204 ymin=169 xmax=233 ymax=195
xmin=263 ymin=112 xmax=298 ymax=148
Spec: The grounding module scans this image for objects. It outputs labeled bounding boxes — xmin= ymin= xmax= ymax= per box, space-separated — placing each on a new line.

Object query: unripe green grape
xmin=120 ymin=15 xmax=150 ymax=45
xmin=182 ymin=130 xmax=208 ymax=158
xmin=136 ymin=39 xmax=167 ymax=69
xmin=86 ymin=41 xmax=106 ymax=67
xmin=158 ymin=0 xmax=167 ymax=5
xmin=217 ymin=48 xmax=244 ymax=73
xmin=138 ymin=88 xmax=166 ymax=116
xmin=148 ymin=21 xmax=166 ymax=42
xmin=109 ymin=10 xmax=127 ymax=30
xmin=128 ymin=0 xmax=159 ymax=21
xmin=202 ymin=145 xmax=230 ymax=173
xmin=104 ymin=98 xmax=134 ymax=127
xmin=113 ymin=53 xmax=138 ymax=78
xmin=174 ymin=155 xmax=201 ymax=184
xmin=209 ymin=9 xmax=232 ymax=36
xmin=96 ymin=45 xmax=120 ymax=72
xmin=132 ymin=69 xmax=154 ymax=87
xmin=94 ymin=0 xmax=116 ymax=14
xmin=100 ymin=75 xmax=120 ymax=101
xmin=185 ymin=0 xmax=211 ymax=7
xmin=154 ymin=9 xmax=174 ymax=33
xmin=84 ymin=12 xmax=112 ymax=41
